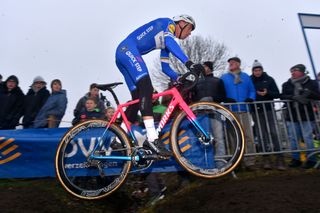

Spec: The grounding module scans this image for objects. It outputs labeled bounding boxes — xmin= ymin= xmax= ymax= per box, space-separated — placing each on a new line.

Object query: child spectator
xmin=33 ymin=79 xmax=68 ymax=128
xmin=72 ymin=83 xmax=105 ymax=125
xmin=22 ymin=76 xmax=50 ymax=128
xmin=76 ymin=97 xmax=104 ymax=124
xmin=105 ymin=106 xmax=115 ymax=121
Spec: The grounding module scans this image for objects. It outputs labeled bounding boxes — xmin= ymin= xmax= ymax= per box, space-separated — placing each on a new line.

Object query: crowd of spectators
xmin=189 ymin=57 xmax=320 ymax=170
xmin=0 ymin=77 xmax=119 ymax=129
xmin=1 ymin=58 xmax=319 ymax=173
xmin=0 ymin=75 xmax=67 ymax=130
xmin=33 ymin=79 xmax=68 ymax=128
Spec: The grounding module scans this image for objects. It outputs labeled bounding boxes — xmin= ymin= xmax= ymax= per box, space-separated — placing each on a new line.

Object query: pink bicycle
xmin=55 ymin=72 xmax=245 ymax=200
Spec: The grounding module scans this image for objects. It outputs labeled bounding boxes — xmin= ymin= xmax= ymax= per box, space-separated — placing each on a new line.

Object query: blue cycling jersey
xmin=115 ymin=18 xmax=189 ymax=91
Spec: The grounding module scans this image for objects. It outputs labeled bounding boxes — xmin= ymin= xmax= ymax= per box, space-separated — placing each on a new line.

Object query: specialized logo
xmin=157 ymin=104 xmax=175 ymax=132
xmin=0 ymin=137 xmax=22 ymax=164
xmin=168 ymin=24 xmax=175 ymax=34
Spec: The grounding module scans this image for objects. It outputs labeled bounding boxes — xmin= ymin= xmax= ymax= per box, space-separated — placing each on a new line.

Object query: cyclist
xmin=115 ymin=15 xmax=204 ymax=157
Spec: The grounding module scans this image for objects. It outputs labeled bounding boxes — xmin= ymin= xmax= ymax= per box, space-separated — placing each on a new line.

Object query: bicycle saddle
xmin=96 ymin=82 xmax=123 ymax=91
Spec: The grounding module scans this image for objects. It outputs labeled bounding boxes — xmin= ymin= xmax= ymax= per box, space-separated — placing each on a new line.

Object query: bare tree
xmin=150 ymin=35 xmax=230 ymax=91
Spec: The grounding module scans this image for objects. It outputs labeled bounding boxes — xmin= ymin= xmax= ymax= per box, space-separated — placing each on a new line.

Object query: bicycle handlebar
xmin=176 ymin=71 xmax=199 ymax=92
xmin=96 ymin=71 xmax=198 ymax=106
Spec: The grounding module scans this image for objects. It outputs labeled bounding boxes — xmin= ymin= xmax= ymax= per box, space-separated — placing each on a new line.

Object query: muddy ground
xmin=0 ymin=168 xmax=319 ymax=213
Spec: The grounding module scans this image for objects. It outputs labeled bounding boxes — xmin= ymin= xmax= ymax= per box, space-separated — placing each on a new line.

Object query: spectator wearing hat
xmin=281 ymin=64 xmax=320 ymax=169
xmin=0 ymin=75 xmax=25 ymax=129
xmin=191 ymin=60 xmax=227 ymax=168
xmin=250 ymin=60 xmax=286 ymax=170
xmin=192 ymin=61 xmax=227 ymax=103
xmin=22 ymin=76 xmax=50 ymax=128
xmin=72 ymin=83 xmax=105 ymax=125
xmin=33 ymin=79 xmax=68 ymax=128
xmin=221 ymin=57 xmax=257 ymax=170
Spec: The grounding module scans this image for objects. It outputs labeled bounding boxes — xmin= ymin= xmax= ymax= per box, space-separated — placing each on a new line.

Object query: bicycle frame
xmin=89 ymin=86 xmax=210 ymax=161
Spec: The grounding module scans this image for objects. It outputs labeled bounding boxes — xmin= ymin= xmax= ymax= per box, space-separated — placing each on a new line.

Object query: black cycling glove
xmin=185 ymin=60 xmax=205 ymax=75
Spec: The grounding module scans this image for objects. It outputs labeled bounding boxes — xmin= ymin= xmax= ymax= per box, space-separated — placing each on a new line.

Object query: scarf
xmin=229 ymin=70 xmax=242 ymax=84
xmin=291 ymin=75 xmax=308 ymax=95
xmin=291 ymin=74 xmax=309 ymax=108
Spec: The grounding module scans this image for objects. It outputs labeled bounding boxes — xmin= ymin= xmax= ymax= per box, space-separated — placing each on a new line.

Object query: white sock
xmin=143 ymin=119 xmax=158 ymax=142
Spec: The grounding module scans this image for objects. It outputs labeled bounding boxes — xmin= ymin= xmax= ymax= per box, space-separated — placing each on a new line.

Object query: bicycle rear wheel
xmin=55 ymin=119 xmax=132 ymax=200
xmin=170 ymin=102 xmax=245 ymax=178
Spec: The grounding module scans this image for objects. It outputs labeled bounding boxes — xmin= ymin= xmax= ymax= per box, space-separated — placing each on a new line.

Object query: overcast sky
xmin=1 ymin=0 xmax=320 ymax=126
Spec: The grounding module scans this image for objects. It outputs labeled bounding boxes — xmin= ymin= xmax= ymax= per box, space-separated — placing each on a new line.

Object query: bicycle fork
xmin=189 ymin=117 xmax=214 ymax=146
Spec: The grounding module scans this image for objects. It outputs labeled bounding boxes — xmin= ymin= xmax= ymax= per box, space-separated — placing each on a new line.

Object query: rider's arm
xmin=164 ymin=32 xmax=188 ymax=64
xmin=163 ymin=24 xmax=202 ymax=74
xmin=160 ymin=49 xmax=179 ymax=81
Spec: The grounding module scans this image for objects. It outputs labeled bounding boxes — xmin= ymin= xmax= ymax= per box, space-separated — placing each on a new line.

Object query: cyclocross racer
xmin=115 ymin=15 xmax=204 ymax=157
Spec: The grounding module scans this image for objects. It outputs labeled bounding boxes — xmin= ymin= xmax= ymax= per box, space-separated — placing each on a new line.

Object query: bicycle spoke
xmin=56 ymin=120 xmax=132 ymax=199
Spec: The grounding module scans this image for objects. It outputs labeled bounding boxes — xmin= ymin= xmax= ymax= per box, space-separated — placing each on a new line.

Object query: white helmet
xmin=172 ymin=14 xmax=196 ymax=31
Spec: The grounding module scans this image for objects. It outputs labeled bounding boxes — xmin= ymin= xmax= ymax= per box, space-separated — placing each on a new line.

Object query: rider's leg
xmin=143 ymin=116 xmax=158 ymax=141
xmin=115 ymin=50 xmax=140 ymax=133
xmin=115 ymin=45 xmax=170 ymax=156
xmin=137 ymin=76 xmax=172 ymax=157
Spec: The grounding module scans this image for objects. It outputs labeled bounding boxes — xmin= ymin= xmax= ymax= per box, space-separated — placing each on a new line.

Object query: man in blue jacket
xmin=221 ymin=57 xmax=256 ymax=170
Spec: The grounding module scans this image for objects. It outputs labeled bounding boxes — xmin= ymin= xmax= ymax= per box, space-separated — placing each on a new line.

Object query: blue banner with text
xmin=0 ymin=118 xmax=215 ymax=178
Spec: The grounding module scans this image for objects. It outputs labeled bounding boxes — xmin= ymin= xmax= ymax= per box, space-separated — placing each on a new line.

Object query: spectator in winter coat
xmin=0 ymin=75 xmax=25 ymax=130
xmin=33 ymin=79 xmax=68 ymax=128
xmin=72 ymin=83 xmax=105 ymax=125
xmin=191 ymin=61 xmax=227 ymax=168
xmin=221 ymin=57 xmax=256 ymax=170
xmin=250 ymin=60 xmax=285 ymax=171
xmin=22 ymin=76 xmax=50 ymax=128
xmin=281 ymin=64 xmax=320 ymax=169
xmin=221 ymin=57 xmax=256 ymax=111
xmin=192 ymin=61 xmax=226 ymax=103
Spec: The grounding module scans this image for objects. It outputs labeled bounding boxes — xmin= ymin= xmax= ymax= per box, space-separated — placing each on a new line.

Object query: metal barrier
xmin=221 ymin=99 xmax=320 ymax=164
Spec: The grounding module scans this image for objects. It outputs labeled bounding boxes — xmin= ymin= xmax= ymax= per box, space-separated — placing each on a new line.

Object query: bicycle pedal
xmin=97 ymin=163 xmax=106 ymax=177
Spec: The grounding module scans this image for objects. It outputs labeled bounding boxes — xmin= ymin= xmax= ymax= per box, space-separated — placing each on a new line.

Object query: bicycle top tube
xmin=108 ymin=86 xmax=196 ymax=132
xmin=107 ymin=87 xmax=184 ymax=137
xmin=119 ymin=87 xmax=190 ymax=107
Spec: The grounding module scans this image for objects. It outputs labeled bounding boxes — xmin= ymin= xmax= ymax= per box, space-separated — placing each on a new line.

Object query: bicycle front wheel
xmin=55 ymin=119 xmax=132 ymax=200
xmin=170 ymin=102 xmax=245 ymax=178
